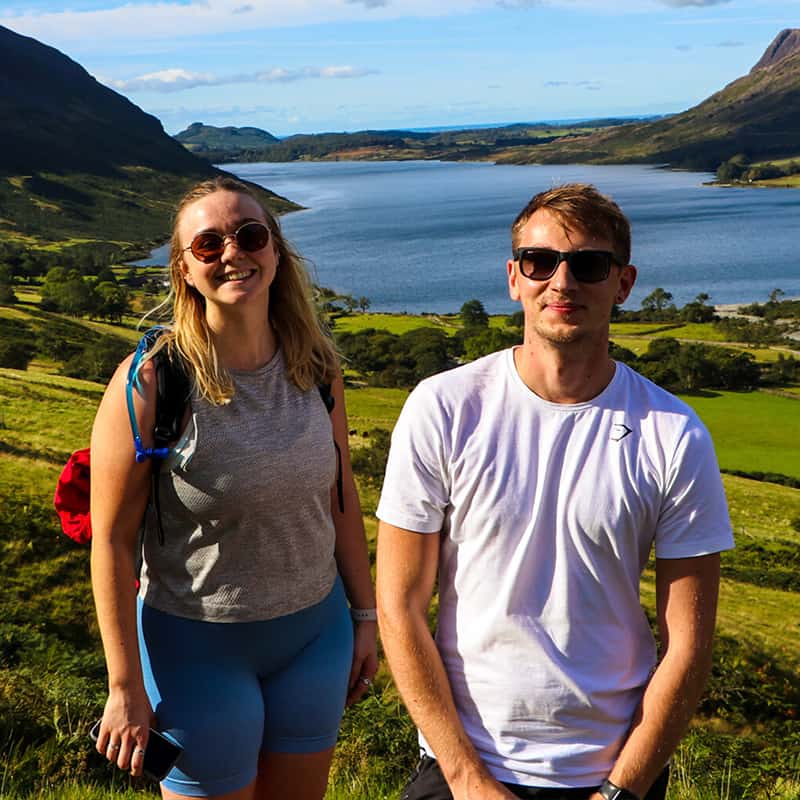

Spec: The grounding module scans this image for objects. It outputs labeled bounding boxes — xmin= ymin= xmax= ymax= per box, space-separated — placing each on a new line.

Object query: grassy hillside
xmin=1 ymin=305 xmax=798 ymax=799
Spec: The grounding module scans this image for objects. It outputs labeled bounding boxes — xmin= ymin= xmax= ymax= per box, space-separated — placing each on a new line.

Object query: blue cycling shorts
xmin=137 ymin=576 xmax=353 ymax=797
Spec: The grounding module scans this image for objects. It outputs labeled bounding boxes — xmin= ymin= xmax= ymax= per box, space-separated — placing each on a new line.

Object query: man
xmin=376 ymin=184 xmax=733 ymax=800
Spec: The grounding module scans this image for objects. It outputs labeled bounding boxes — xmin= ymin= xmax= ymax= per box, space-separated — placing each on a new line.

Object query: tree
xmin=641 ymin=288 xmax=675 ymax=315
xmin=58 ymin=276 xmax=101 ymax=317
xmin=641 ymin=337 xmax=681 ymax=362
xmin=62 ymin=337 xmax=131 ymax=382
xmin=350 ymin=428 xmax=391 ymax=486
xmin=0 ymin=341 xmax=34 ymax=369
xmin=462 ymin=328 xmax=520 ymax=361
xmin=680 ymin=293 xmax=715 ymax=323
xmin=459 ymin=299 xmax=489 ymax=330
xmin=357 ymin=296 xmax=371 ymax=313
xmin=94 ymin=267 xmax=118 ymax=285
xmin=715 ymin=154 xmax=749 ymax=183
xmin=676 ymin=344 xmax=717 ymax=392
xmin=96 ymin=282 xmax=131 ymax=323
xmin=0 ymin=265 xmax=16 ymax=305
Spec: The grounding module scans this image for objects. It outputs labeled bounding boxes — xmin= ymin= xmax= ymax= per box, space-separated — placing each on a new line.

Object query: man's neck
xmin=512 ymin=341 xmax=616 ymax=404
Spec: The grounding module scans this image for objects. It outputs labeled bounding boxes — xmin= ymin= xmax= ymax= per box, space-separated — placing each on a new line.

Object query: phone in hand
xmin=89 ymin=719 xmax=183 ymax=782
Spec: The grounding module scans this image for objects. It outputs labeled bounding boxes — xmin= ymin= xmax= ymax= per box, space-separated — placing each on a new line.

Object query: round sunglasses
xmin=513 ymin=247 xmax=616 ymax=284
xmin=183 ymin=221 xmax=271 ymax=264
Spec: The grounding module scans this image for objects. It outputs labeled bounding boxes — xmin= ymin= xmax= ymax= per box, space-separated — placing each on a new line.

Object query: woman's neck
xmin=206 ymin=307 xmax=277 ymax=371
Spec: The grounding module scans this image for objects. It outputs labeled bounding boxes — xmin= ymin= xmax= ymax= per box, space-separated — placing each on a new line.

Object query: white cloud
xmin=544 ymin=80 xmax=602 ymax=91
xmin=105 ymin=64 xmax=378 ymax=93
xmin=717 ymin=39 xmax=744 ymax=47
xmin=2 ymin=0 xmax=735 ymax=47
xmin=496 ymin=0 xmax=542 ymax=8
xmin=0 ymin=0 xmax=762 ymax=61
xmin=1 ymin=0 xmax=477 ymax=44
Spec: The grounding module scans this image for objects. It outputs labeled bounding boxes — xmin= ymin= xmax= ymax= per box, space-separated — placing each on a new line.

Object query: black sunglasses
xmin=513 ymin=248 xmax=616 ymax=284
xmin=183 ymin=221 xmax=271 ymax=264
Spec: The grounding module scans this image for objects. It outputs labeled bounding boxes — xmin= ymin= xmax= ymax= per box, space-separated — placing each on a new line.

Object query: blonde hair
xmin=153 ymin=177 xmax=339 ymax=405
xmin=511 ymin=183 xmax=631 ymax=266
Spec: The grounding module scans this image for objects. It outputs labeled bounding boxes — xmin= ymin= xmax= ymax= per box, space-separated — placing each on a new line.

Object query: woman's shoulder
xmin=98 ymin=350 xmax=159 ymax=427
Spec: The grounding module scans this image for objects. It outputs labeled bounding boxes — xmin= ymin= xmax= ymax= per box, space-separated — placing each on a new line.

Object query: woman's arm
xmin=327 ymin=374 xmax=378 ymax=705
xmin=89 ymin=353 xmax=158 ymax=777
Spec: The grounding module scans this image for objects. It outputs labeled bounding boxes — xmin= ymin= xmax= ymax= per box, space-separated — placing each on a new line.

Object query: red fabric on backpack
xmin=53 ymin=447 xmax=92 ymax=544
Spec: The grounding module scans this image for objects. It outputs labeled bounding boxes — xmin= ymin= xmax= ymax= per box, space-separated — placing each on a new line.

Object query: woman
xmin=90 ymin=176 xmax=378 ymax=800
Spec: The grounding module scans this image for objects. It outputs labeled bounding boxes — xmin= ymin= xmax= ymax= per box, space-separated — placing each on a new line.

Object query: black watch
xmin=599 ymin=779 xmax=640 ymax=800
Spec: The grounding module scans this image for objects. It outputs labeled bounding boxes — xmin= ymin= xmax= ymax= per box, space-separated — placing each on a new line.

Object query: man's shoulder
xmin=614 ymin=362 xmax=707 ymax=441
xmin=615 ymin=361 xmax=697 ymax=415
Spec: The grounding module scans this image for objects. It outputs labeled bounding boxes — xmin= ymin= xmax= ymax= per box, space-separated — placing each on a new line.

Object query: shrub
xmin=0 ymin=341 xmax=35 ymax=370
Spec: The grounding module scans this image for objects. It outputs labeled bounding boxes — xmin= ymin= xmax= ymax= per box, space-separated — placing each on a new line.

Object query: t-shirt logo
xmin=611 ymin=423 xmax=633 ymax=442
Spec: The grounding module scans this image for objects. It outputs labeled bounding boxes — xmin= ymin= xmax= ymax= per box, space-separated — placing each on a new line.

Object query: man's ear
xmin=615 ymin=264 xmax=637 ymax=304
xmin=507 ymin=258 xmax=521 ymax=302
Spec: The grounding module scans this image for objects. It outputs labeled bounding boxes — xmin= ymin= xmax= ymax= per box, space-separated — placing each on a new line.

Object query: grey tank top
xmin=138 ymin=349 xmax=338 ymax=622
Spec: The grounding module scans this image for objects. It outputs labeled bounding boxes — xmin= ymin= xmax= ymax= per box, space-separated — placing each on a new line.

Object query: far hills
xmin=173 ymin=118 xmax=644 ymax=165
xmin=0 ymin=25 xmax=297 ymax=265
xmin=176 ymin=29 xmax=800 ymax=174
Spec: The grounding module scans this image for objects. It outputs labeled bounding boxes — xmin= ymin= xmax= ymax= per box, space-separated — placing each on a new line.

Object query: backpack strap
xmin=126 ymin=328 xmax=191 ymax=546
xmin=126 ymin=329 xmax=170 ymax=463
xmin=150 ymin=344 xmax=191 ymax=546
xmin=318 ymin=383 xmax=344 ymax=514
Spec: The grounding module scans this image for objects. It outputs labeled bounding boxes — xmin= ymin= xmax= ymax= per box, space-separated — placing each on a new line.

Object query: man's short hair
xmin=511 ymin=183 xmax=631 ymax=266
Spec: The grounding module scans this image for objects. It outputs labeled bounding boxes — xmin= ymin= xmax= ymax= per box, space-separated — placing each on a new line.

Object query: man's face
xmin=507 ymin=209 xmax=637 ymax=349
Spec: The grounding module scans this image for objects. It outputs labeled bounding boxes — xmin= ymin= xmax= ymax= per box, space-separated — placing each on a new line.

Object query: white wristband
xmin=350 ymin=607 xmax=378 ymax=622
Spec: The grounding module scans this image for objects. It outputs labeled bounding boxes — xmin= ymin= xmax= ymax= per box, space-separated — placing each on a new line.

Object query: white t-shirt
xmin=377 ymin=349 xmax=734 ymax=788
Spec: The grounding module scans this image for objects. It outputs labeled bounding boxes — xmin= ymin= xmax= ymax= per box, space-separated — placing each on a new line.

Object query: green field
xmin=680 ymin=390 xmax=800 ymax=479
xmin=332 ymin=312 xmax=459 ymax=336
xmin=2 ymin=319 xmax=799 ymax=799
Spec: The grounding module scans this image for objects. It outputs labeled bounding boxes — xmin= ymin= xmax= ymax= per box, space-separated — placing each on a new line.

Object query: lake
xmin=135 ymin=160 xmax=800 ymax=314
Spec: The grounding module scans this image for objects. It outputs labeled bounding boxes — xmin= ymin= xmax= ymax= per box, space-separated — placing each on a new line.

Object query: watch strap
xmin=599 ymin=779 xmax=640 ymax=800
xmin=350 ymin=607 xmax=378 ymax=622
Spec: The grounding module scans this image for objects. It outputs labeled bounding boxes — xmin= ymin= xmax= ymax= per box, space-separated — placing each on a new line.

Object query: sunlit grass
xmin=679 ymin=391 xmax=800 ymax=479
xmin=610 ymin=322 xmax=684 ymax=336
xmin=344 ymin=385 xmax=409 ymax=434
xmin=333 ymin=312 xmax=459 ymax=336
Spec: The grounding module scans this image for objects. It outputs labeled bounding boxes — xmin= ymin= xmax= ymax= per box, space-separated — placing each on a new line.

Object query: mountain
xmin=176 ymin=122 xmax=280 ymax=153
xmin=751 ymin=28 xmax=800 ymax=71
xmin=0 ymin=25 xmax=297 ymax=261
xmin=499 ymin=29 xmax=800 ymax=171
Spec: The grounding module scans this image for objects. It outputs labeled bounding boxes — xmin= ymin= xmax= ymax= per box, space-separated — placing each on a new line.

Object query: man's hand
xmin=451 ymin=772 xmax=519 ymax=800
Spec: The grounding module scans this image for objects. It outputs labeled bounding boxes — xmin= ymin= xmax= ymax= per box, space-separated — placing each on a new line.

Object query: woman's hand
xmin=346 ymin=620 xmax=378 ymax=705
xmin=95 ymin=688 xmax=155 ymax=777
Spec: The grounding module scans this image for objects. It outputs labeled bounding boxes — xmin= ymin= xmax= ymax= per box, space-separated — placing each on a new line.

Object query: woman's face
xmin=178 ymin=190 xmax=279 ymax=314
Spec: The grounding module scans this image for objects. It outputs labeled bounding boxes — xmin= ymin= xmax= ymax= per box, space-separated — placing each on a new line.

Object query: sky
xmin=2 ymin=0 xmax=798 ymax=137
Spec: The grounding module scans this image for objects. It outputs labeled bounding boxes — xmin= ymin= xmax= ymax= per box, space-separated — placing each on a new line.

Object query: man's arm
xmin=596 ymin=553 xmax=721 ymax=799
xmin=377 ymin=521 xmax=516 ymax=800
